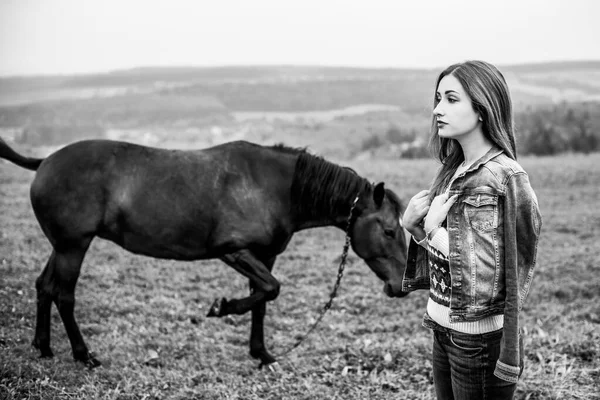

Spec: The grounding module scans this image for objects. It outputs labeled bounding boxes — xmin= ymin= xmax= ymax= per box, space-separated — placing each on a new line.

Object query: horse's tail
xmin=0 ymin=137 xmax=44 ymax=171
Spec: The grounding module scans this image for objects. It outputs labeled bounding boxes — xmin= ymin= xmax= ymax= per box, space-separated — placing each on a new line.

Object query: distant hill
xmin=0 ymin=61 xmax=598 ymax=157
xmin=1 ymin=61 xmax=600 ymax=108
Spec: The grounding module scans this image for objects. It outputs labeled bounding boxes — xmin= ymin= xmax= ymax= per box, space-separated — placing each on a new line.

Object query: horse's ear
xmin=373 ymin=182 xmax=385 ymax=208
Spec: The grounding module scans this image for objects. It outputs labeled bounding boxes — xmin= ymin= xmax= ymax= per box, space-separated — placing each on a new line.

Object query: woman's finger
xmin=435 ymin=192 xmax=449 ymax=201
xmin=444 ymin=194 xmax=459 ymax=209
xmin=430 ymin=193 xmax=447 ymax=207
xmin=413 ymin=190 xmax=430 ymax=199
xmin=438 ymin=194 xmax=459 ymax=214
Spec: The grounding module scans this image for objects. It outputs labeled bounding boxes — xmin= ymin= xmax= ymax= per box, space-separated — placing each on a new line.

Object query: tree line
xmin=515 ymin=102 xmax=599 ymax=155
xmin=361 ymin=102 xmax=599 ymax=158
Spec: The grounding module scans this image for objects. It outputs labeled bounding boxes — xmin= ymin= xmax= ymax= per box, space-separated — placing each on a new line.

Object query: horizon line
xmin=2 ymin=59 xmax=600 ymax=79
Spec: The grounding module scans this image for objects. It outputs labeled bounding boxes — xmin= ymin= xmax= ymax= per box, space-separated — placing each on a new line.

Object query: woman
xmin=402 ymin=61 xmax=542 ymax=400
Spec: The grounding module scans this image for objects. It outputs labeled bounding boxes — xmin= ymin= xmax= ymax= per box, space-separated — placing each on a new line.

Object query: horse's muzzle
xmin=383 ymin=281 xmax=408 ymax=298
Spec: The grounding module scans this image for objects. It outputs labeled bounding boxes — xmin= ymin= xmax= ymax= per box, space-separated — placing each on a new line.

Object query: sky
xmin=0 ymin=0 xmax=599 ymax=77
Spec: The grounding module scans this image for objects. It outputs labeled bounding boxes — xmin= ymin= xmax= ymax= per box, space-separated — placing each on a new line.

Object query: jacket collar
xmin=465 ymin=145 xmax=504 ymax=173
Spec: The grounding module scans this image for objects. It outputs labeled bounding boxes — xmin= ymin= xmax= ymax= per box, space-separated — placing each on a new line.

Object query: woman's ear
xmin=373 ymin=182 xmax=385 ymax=208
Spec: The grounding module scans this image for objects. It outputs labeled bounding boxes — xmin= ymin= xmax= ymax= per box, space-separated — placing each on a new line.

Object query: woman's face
xmin=433 ymin=74 xmax=481 ymax=139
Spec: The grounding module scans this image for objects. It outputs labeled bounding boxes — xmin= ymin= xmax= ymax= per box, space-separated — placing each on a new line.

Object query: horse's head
xmin=350 ymin=182 xmax=408 ymax=298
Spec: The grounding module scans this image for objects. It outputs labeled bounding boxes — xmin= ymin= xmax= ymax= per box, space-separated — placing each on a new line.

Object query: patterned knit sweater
xmin=423 ymin=228 xmax=504 ymax=334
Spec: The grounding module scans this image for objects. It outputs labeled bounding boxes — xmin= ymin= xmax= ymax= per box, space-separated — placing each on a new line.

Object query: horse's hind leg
xmin=32 ymin=251 xmax=57 ymax=358
xmin=52 ymin=241 xmax=101 ymax=368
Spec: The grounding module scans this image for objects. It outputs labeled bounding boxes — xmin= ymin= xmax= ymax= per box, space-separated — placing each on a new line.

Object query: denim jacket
xmin=402 ymin=146 xmax=542 ymax=383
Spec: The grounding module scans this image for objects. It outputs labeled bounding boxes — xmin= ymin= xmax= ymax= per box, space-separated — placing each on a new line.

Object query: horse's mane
xmin=290 ymin=152 xmax=370 ymax=220
xmin=269 ymin=143 xmax=308 ymax=155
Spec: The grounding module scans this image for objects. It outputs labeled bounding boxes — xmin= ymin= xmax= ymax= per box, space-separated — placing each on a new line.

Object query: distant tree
xmin=522 ymin=117 xmax=568 ymax=156
xmin=385 ymin=125 xmax=415 ymax=144
xmin=565 ymin=107 xmax=576 ymax=123
xmin=401 ymin=144 xmax=430 ymax=159
xmin=570 ymin=112 xmax=598 ymax=153
xmin=360 ymin=134 xmax=385 ymax=151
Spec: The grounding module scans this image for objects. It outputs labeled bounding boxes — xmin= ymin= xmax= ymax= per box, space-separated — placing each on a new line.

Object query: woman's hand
xmin=404 ymin=190 xmax=431 ymax=236
xmin=424 ymin=192 xmax=459 ymax=234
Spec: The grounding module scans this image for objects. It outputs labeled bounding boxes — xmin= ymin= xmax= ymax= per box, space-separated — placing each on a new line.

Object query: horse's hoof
xmin=38 ymin=350 xmax=54 ymax=359
xmin=206 ymin=298 xmax=227 ymax=317
xmin=76 ymin=352 xmax=102 ymax=369
xmin=259 ymin=361 xmax=282 ymax=373
xmin=32 ymin=339 xmax=54 ymax=358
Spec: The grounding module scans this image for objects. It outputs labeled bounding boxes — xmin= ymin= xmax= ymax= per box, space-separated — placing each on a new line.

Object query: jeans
xmin=432 ymin=328 xmax=517 ymax=400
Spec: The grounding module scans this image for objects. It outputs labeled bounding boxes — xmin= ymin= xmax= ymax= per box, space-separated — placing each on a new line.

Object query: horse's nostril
xmin=383 ymin=282 xmax=392 ymax=297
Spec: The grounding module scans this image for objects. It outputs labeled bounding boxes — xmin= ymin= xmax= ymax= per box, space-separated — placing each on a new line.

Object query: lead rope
xmin=273 ymin=194 xmax=360 ymax=362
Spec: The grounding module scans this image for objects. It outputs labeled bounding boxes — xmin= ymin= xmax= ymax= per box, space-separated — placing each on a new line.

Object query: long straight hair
xmin=428 ymin=60 xmax=517 ymax=199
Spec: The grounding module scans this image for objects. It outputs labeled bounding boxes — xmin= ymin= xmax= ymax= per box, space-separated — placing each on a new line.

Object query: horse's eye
xmin=384 ymin=229 xmax=396 ymax=239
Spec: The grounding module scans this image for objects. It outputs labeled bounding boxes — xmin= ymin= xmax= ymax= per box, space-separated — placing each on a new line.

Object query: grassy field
xmin=1 ymin=152 xmax=599 ymax=399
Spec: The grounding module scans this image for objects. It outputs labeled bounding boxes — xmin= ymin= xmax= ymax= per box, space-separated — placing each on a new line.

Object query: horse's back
xmin=34 ymin=139 xmax=291 ymax=178
xmin=30 ymin=140 xmax=298 ymax=259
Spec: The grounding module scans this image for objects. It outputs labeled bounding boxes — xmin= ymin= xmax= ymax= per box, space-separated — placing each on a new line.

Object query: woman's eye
xmin=384 ymin=229 xmax=396 ymax=239
xmin=448 ymin=98 xmax=457 ymax=103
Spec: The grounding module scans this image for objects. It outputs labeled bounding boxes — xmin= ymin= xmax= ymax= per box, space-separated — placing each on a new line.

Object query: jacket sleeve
xmin=495 ymin=172 xmax=542 ymax=382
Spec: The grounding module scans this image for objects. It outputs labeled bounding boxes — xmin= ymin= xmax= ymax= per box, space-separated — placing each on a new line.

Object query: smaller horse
xmin=0 ymin=138 xmax=408 ymax=368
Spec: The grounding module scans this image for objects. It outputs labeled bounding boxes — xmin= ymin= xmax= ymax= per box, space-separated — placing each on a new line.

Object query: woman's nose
xmin=433 ymin=103 xmax=444 ymax=117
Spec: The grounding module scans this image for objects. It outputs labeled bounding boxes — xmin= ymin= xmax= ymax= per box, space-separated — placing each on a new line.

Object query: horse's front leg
xmin=208 ymin=250 xmax=280 ymax=317
xmin=249 ymin=299 xmax=276 ymax=366
xmin=207 ymin=251 xmax=279 ymax=366
xmin=249 ymin=256 xmax=277 ymax=366
xmin=208 ymin=294 xmax=276 ymax=366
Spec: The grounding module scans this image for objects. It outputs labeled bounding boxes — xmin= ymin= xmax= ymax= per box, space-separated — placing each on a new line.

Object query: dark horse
xmin=0 ymin=138 xmax=408 ymax=368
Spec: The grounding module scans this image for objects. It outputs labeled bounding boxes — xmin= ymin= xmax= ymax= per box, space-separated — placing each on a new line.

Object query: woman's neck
xmin=456 ymin=132 xmax=494 ymax=166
